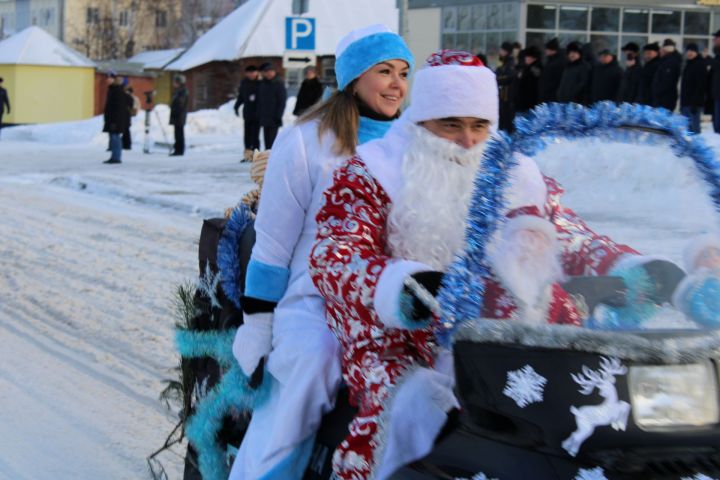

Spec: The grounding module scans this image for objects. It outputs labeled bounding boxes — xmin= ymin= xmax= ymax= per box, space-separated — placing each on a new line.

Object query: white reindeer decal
xmin=562 ymin=357 xmax=631 ymax=457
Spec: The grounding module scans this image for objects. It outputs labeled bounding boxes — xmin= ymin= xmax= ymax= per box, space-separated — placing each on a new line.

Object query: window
xmin=442 ymin=4 xmax=517 ymax=61
xmin=292 ymin=0 xmax=309 ymax=15
xmin=684 ymin=11 xmax=710 ymax=36
xmin=591 ymin=7 xmax=619 ymax=32
xmin=559 ymin=6 xmax=588 ymax=31
xmin=623 ymin=9 xmax=649 ymax=33
xmin=155 ymin=10 xmax=167 ymax=28
xmin=458 ymin=6 xmax=471 ymax=31
xmin=443 ymin=8 xmax=457 ymax=32
xmin=471 ymin=5 xmax=485 ymax=30
xmin=527 ymin=5 xmax=556 ymax=30
xmin=526 ymin=31 xmax=556 ymax=49
xmin=119 ymin=10 xmax=130 ymax=27
xmin=86 ymin=7 xmax=100 ymax=24
xmin=651 ymin=10 xmax=681 ymax=35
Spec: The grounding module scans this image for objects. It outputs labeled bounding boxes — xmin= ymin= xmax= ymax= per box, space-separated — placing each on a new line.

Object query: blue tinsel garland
xmin=435 ymin=102 xmax=720 ymax=347
xmin=176 ymin=328 xmax=270 ymax=480
xmin=217 ymin=204 xmax=253 ymax=309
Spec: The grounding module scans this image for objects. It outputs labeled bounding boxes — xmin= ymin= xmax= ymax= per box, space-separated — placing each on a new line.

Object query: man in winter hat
xmin=539 ymin=37 xmax=566 ymax=103
xmin=639 ymin=42 xmax=661 ymax=105
xmin=557 ymin=41 xmax=590 ymax=103
xmin=309 ymin=49 xmax=662 ymax=480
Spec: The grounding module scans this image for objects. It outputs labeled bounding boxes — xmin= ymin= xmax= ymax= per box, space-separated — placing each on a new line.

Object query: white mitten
xmin=232 ymin=312 xmax=273 ymax=377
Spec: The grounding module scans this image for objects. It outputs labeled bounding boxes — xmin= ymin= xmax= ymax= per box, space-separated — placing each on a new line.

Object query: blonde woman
xmin=230 ymin=24 xmax=414 ymax=480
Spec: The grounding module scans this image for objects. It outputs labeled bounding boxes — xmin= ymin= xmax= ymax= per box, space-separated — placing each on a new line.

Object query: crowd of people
xmin=492 ymin=31 xmax=720 ymax=135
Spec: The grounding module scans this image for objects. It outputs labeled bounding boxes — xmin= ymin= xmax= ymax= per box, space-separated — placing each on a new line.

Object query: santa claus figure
xmin=309 ymin=50 xmax=662 ymax=480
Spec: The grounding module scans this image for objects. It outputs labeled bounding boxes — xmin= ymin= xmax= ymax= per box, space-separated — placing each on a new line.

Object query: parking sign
xmin=285 ymin=17 xmax=315 ymax=51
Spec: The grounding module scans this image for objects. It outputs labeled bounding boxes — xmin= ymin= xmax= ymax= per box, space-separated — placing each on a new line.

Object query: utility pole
xmin=397 ymin=0 xmax=408 ymax=40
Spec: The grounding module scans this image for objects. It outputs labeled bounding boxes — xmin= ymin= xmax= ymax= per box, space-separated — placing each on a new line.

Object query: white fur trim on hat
xmin=335 ymin=24 xmax=391 ymax=58
xmin=683 ymin=234 xmax=720 ymax=272
xmin=502 ymin=215 xmax=557 ymax=242
xmin=405 ymin=64 xmax=499 ymax=126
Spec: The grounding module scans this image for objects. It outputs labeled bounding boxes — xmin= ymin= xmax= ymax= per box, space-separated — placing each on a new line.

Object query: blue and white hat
xmin=335 ymin=24 xmax=414 ymax=90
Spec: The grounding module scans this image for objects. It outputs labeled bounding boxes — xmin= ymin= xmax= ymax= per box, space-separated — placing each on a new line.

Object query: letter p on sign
xmin=286 ymin=17 xmax=315 ymax=51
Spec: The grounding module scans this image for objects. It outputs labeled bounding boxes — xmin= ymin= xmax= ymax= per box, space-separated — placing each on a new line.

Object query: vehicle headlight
xmin=628 ymin=361 xmax=719 ymax=431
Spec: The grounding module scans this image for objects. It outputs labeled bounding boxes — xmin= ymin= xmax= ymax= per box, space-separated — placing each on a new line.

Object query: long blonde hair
xmin=299 ymin=84 xmax=359 ymax=157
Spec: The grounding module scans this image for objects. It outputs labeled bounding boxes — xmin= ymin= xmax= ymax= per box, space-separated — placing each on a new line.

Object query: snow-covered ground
xmin=1 ymin=106 xmax=718 ymax=479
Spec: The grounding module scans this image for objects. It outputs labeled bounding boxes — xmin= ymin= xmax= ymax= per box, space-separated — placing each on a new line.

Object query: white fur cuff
xmin=376 ymin=260 xmax=432 ymax=329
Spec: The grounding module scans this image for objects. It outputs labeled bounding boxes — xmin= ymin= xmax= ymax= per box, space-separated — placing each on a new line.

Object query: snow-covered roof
xmin=0 ymin=26 xmax=94 ymax=67
xmin=166 ymin=0 xmax=399 ymax=71
xmin=128 ymin=48 xmax=185 ymax=70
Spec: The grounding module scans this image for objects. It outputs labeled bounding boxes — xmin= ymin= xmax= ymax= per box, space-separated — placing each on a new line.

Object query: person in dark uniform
xmin=638 ymin=42 xmax=661 ymax=105
xmin=556 ymin=41 xmax=591 ymax=104
xmin=515 ymin=45 xmax=543 ymax=114
xmin=170 ymin=74 xmax=189 ymax=156
xmin=539 ymin=38 xmax=566 ymax=104
xmin=652 ymin=38 xmax=682 ymax=111
xmin=710 ymin=31 xmax=720 ymax=133
xmin=234 ymin=65 xmax=261 ymax=161
xmin=496 ymin=41 xmax=517 ymax=132
xmin=618 ymin=42 xmax=642 ymax=103
xmin=680 ymin=43 xmax=708 ymax=134
xmin=102 ymin=74 xmax=132 ymax=164
xmin=589 ymin=49 xmax=623 ymax=103
xmin=293 ymin=66 xmax=323 ymax=116
xmin=0 ymin=76 xmax=10 ymax=139
xmin=255 ymin=62 xmax=287 ymax=149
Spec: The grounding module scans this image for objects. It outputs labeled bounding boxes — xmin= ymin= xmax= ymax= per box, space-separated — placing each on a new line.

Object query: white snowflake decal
xmin=196 ymin=261 xmax=221 ymax=310
xmin=681 ymin=475 xmax=719 ymax=480
xmin=574 ymin=467 xmax=608 ymax=480
xmin=503 ymin=365 xmax=547 ymax=408
xmin=454 ymin=473 xmax=499 ymax=480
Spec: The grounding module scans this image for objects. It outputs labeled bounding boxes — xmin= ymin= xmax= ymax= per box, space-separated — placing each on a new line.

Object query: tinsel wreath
xmin=175 ymin=203 xmax=270 ymax=480
xmin=435 ymin=102 xmax=720 ymax=347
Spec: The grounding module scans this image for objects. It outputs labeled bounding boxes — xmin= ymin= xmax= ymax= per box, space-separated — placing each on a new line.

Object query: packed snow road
xmin=0 ymin=140 xmax=253 ymax=479
xmin=0 ymin=116 xmax=719 ymax=479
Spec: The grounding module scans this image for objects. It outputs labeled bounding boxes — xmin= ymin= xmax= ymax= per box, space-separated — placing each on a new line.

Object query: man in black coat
xmin=0 ymin=76 xmax=10 ymax=140
xmin=293 ymin=66 xmax=323 ymax=117
xmin=539 ymin=38 xmax=566 ymax=103
xmin=103 ymin=74 xmax=132 ymax=164
xmin=639 ymin=43 xmax=661 ymax=105
xmin=170 ymin=74 xmax=189 ymax=156
xmin=256 ymin=62 xmax=287 ymax=149
xmin=590 ymin=50 xmax=623 ymax=103
xmin=515 ymin=46 xmax=543 ymax=114
xmin=680 ymin=43 xmax=708 ymax=134
xmin=556 ymin=41 xmax=591 ymax=104
xmin=711 ymin=31 xmax=720 ymax=133
xmin=496 ymin=41 xmax=517 ymax=132
xmin=652 ymin=38 xmax=682 ymax=111
xmin=618 ymin=43 xmax=642 ymax=103
xmin=234 ymin=65 xmax=260 ymax=161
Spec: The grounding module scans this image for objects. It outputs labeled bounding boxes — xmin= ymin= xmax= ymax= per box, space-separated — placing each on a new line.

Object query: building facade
xmin=408 ymin=0 xmax=720 ymax=65
xmin=0 ymin=0 xmax=245 ymax=59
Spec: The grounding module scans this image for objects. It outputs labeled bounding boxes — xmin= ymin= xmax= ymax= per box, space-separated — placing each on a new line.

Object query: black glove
xmin=641 ymin=259 xmax=686 ymax=304
xmin=399 ymin=271 xmax=444 ymax=326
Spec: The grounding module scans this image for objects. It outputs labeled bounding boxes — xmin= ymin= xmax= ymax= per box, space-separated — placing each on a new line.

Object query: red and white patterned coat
xmin=309 ymin=156 xmax=637 ymax=479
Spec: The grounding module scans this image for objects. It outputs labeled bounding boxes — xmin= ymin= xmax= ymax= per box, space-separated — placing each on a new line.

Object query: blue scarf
xmin=358 ymin=116 xmax=393 ymax=145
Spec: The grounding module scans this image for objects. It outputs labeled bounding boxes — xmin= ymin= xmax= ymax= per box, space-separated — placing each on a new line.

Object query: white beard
xmin=487 ymin=228 xmax=562 ymax=323
xmin=386 ymin=123 xmax=486 ymax=270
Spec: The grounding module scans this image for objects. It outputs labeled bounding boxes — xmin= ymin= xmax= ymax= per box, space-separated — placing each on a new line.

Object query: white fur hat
xmin=501 ymin=206 xmax=557 ymax=242
xmin=683 ymin=234 xmax=720 ymax=271
xmin=405 ymin=50 xmax=499 ymax=127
